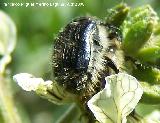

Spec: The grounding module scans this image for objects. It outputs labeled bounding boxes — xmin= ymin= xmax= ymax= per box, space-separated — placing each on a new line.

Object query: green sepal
xmin=140 ymin=82 xmax=160 ymax=104
xmin=155 ymin=36 xmax=160 ymax=47
xmin=122 ymin=5 xmax=158 ymax=36
xmin=129 ymin=5 xmax=158 ymax=24
xmin=105 ymin=3 xmax=129 ymax=27
xmin=136 ymin=46 xmax=160 ymax=65
xmin=154 ymin=23 xmax=160 ymax=35
xmin=122 ymin=21 xmax=153 ymax=56
xmin=121 ymin=5 xmax=159 ymax=57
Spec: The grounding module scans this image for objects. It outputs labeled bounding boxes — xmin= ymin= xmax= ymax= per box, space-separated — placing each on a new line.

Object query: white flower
xmin=13 ymin=73 xmax=74 ymax=105
xmin=87 ymin=73 xmax=143 ymax=123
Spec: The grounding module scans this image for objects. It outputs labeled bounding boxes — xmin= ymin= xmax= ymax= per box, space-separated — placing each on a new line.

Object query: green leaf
xmin=87 ymin=73 xmax=143 ymax=123
xmin=128 ymin=63 xmax=160 ymax=104
xmin=132 ymin=64 xmax=160 ymax=85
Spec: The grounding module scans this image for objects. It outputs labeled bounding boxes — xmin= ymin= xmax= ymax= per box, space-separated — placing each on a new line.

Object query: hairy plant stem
xmin=76 ymin=99 xmax=96 ymax=123
xmin=0 ymin=73 xmax=22 ymax=123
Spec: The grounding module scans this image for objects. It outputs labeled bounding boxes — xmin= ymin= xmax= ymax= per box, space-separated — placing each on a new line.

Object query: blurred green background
xmin=0 ymin=0 xmax=160 ymax=123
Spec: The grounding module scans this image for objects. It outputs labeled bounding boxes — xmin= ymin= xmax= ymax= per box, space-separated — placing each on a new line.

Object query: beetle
xmin=52 ymin=17 xmax=122 ymax=103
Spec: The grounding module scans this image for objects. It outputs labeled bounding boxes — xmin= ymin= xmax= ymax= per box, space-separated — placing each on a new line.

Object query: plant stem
xmin=0 ymin=74 xmax=22 ymax=123
xmin=55 ymin=103 xmax=79 ymax=123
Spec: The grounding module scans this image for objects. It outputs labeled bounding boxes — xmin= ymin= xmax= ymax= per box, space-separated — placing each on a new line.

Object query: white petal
xmin=13 ymin=73 xmax=44 ymax=91
xmin=87 ymin=73 xmax=143 ymax=123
